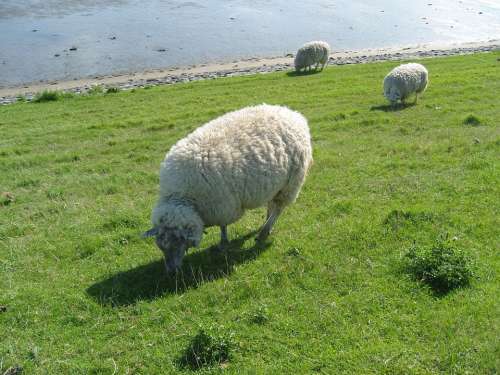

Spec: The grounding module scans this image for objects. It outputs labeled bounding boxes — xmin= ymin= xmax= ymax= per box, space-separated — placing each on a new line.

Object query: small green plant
xmin=105 ymin=87 xmax=119 ymax=94
xmin=60 ymin=92 xmax=75 ymax=99
xmin=33 ymin=90 xmax=60 ymax=103
xmin=87 ymin=85 xmax=104 ymax=95
xmin=249 ymin=305 xmax=270 ymax=325
xmin=1 ymin=192 xmax=15 ymax=206
xmin=46 ymin=188 xmax=64 ymax=200
xmin=286 ymin=247 xmax=301 ymax=257
xmin=333 ymin=113 xmax=346 ymax=121
xmin=180 ymin=325 xmax=234 ymax=369
xmin=463 ymin=114 xmax=481 ymax=126
xmin=404 ymin=237 xmax=475 ymax=293
xmin=27 ymin=345 xmax=40 ymax=362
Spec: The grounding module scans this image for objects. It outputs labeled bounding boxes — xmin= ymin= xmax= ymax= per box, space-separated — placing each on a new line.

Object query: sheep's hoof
xmin=164 ymin=263 xmax=181 ymax=275
xmin=212 ymin=242 xmax=229 ymax=253
xmin=256 ymin=231 xmax=270 ymax=243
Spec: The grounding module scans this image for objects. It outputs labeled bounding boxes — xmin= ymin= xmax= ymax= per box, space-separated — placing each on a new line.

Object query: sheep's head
xmin=384 ymin=85 xmax=402 ymax=104
xmin=143 ymin=225 xmax=198 ymax=272
xmin=143 ymin=199 xmax=204 ymax=273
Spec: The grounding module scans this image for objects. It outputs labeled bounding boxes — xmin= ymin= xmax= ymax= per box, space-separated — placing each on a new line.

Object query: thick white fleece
xmin=383 ymin=63 xmax=429 ymax=103
xmin=152 ymin=104 xmax=312 ymax=238
xmin=294 ymin=41 xmax=331 ymax=71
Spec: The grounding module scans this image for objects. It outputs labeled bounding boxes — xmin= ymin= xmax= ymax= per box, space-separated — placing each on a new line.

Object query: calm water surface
xmin=1 ymin=0 xmax=499 ymax=86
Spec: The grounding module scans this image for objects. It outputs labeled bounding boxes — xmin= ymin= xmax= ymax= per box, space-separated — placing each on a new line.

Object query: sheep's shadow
xmin=286 ymin=69 xmax=324 ymax=77
xmin=86 ymin=231 xmax=269 ymax=307
xmin=370 ymin=102 xmax=417 ymax=112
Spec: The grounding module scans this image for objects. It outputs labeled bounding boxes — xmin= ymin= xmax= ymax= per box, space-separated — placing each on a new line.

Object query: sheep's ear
xmin=142 ymin=227 xmax=159 ymax=238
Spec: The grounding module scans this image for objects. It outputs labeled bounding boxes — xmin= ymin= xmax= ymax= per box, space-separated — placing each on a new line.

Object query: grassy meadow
xmin=1 ymin=52 xmax=499 ymax=374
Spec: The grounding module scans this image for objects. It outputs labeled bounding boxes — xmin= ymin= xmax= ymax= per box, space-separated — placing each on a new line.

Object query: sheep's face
xmin=386 ymin=87 xmax=401 ymax=103
xmin=156 ymin=226 xmax=196 ymax=273
xmin=143 ymin=224 xmax=199 ymax=273
xmin=145 ymin=200 xmax=204 ymax=273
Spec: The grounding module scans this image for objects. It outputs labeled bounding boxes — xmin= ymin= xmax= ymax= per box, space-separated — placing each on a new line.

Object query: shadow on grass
xmin=86 ymin=231 xmax=269 ymax=306
xmin=370 ymin=102 xmax=416 ymax=112
xmin=391 ymin=266 xmax=456 ymax=299
xmin=286 ymin=69 xmax=324 ymax=77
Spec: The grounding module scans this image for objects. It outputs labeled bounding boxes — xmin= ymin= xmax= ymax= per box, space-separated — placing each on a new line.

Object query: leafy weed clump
xmin=105 ymin=87 xmax=119 ymax=94
xmin=1 ymin=192 xmax=15 ymax=206
xmin=87 ymin=85 xmax=104 ymax=95
xmin=404 ymin=238 xmax=475 ymax=293
xmin=249 ymin=304 xmax=270 ymax=325
xmin=463 ymin=114 xmax=481 ymax=126
xmin=33 ymin=90 xmax=60 ymax=103
xmin=180 ymin=325 xmax=234 ymax=370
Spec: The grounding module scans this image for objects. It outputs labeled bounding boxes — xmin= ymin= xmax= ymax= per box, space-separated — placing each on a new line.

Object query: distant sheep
xmin=143 ymin=104 xmax=313 ymax=272
xmin=383 ymin=63 xmax=428 ymax=105
xmin=294 ymin=41 xmax=331 ymax=72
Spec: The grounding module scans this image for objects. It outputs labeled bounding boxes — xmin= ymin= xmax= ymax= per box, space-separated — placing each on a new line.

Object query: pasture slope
xmin=1 ymin=52 xmax=499 ymax=374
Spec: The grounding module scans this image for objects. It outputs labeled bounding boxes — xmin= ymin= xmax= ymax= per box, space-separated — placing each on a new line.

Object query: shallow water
xmin=1 ymin=0 xmax=499 ymax=86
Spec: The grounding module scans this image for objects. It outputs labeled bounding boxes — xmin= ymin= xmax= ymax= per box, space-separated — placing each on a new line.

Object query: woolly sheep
xmin=294 ymin=41 xmax=331 ymax=72
xmin=143 ymin=104 xmax=313 ymax=272
xmin=383 ymin=63 xmax=428 ymax=105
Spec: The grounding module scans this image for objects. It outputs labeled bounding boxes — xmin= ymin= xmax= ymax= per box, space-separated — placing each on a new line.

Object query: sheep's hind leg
xmin=257 ymin=202 xmax=283 ymax=242
xmin=415 ymin=92 xmax=419 ymax=104
xmin=263 ymin=200 xmax=277 ymax=221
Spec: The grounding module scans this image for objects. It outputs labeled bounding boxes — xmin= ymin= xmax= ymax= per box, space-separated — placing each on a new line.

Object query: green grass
xmin=1 ymin=52 xmax=499 ymax=374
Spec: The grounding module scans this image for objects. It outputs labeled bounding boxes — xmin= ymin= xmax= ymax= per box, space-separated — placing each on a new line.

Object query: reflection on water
xmin=0 ymin=0 xmax=499 ymax=86
xmin=0 ymin=0 xmax=133 ymax=18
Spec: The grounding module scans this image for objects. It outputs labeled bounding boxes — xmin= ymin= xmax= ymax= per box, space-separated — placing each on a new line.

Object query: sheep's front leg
xmin=415 ymin=92 xmax=419 ymax=104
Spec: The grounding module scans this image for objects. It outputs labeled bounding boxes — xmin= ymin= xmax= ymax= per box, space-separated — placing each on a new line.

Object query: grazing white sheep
xmin=383 ymin=63 xmax=429 ymax=105
xmin=143 ymin=104 xmax=313 ymax=272
xmin=294 ymin=41 xmax=331 ymax=72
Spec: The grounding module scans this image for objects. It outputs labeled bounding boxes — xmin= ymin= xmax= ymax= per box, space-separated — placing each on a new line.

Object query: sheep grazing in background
xmin=294 ymin=41 xmax=331 ymax=73
xmin=143 ymin=104 xmax=313 ymax=272
xmin=383 ymin=63 xmax=429 ymax=105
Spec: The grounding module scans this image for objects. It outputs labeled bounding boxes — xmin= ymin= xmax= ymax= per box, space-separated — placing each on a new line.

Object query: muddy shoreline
xmin=1 ymin=40 xmax=498 ymax=105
